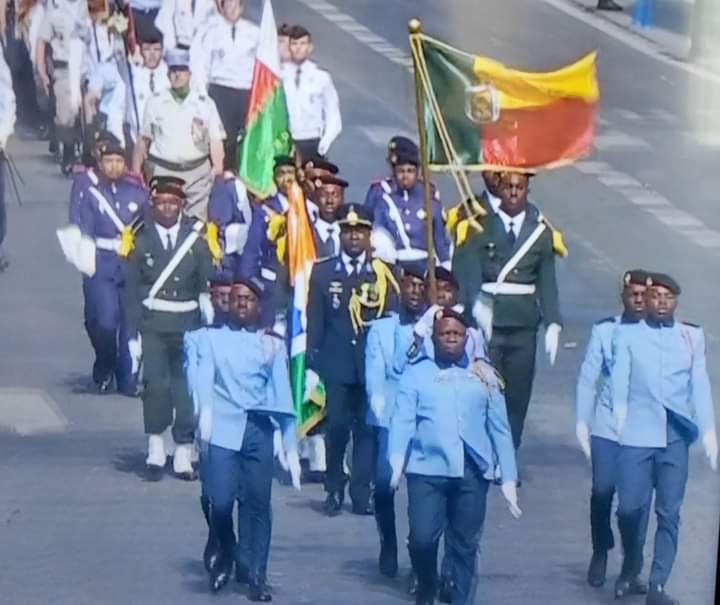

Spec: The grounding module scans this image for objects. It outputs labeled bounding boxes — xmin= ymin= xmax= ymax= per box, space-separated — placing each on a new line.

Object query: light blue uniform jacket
xmin=611 ymin=320 xmax=716 ymax=448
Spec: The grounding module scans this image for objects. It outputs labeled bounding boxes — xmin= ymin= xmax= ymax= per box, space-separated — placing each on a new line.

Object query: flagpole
xmin=409 ymin=18 xmax=437 ymax=304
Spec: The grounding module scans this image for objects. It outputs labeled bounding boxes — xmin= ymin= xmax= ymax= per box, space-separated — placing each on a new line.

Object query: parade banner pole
xmin=408 ymin=18 xmax=437 ymax=303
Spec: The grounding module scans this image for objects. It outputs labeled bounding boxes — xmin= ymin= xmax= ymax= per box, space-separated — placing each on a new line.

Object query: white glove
xmin=273 ymin=429 xmax=288 ymax=471
xmin=128 ymin=334 xmax=143 ymax=375
xmin=199 ymin=293 xmax=214 ymax=325
xmin=286 ymin=449 xmax=302 ymax=491
xmin=702 ymin=430 xmax=718 ymax=471
xmin=472 ymin=296 xmax=493 ymax=342
xmin=501 ymin=481 xmax=522 ymax=519
xmin=370 ymin=394 xmax=386 ymax=421
xmin=389 ymin=453 xmax=404 ymax=491
xmin=615 ymin=406 xmax=627 ymax=436
xmin=414 ymin=304 xmax=440 ymax=339
xmin=198 ymin=404 xmax=213 ymax=444
xmin=576 ymin=421 xmax=591 ymax=461
xmin=317 ymin=138 xmax=330 ymax=156
xmin=544 ymin=323 xmax=561 ymax=366
xmin=304 ymin=370 xmax=320 ymax=402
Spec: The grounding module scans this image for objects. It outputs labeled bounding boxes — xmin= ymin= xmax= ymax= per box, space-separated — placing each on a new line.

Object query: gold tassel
xmin=371 ymin=259 xmax=400 ymax=319
xmin=117 ymin=226 xmax=135 ymax=258
xmin=446 ymin=206 xmax=460 ymax=233
xmin=206 ymin=222 xmax=224 ymax=264
xmin=266 ymin=214 xmax=286 ymax=243
xmin=275 ymin=234 xmax=287 ymax=266
xmin=456 ymin=220 xmax=470 ymax=246
xmin=552 ymin=229 xmax=568 ymax=258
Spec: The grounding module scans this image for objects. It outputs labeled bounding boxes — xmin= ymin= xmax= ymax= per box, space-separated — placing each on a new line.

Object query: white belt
xmin=95 ymin=237 xmax=120 ymax=252
xmin=481 ymin=283 xmax=536 ymax=295
xmin=261 ymin=267 xmax=277 ymax=282
xmin=142 ymin=298 xmax=199 ymax=312
xmin=396 ymin=248 xmax=428 ymax=261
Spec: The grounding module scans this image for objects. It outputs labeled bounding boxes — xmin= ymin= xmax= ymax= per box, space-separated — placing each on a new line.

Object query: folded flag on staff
xmin=409 ymin=27 xmax=599 ymax=171
xmin=286 ymin=182 xmax=326 ymax=437
xmin=238 ymin=0 xmax=292 ymax=198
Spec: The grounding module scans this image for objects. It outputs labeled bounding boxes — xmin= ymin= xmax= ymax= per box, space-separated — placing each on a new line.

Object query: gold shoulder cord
xmin=266 ymin=213 xmax=288 ymax=265
xmin=349 ymin=260 xmax=400 ymax=334
xmin=205 ymin=222 xmax=224 ymax=265
xmin=471 ymin=358 xmax=505 ymax=391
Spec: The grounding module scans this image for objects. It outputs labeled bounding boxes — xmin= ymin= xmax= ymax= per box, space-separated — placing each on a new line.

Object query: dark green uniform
xmin=124 ymin=217 xmax=215 ymax=444
xmin=453 ymin=203 xmax=561 ymax=449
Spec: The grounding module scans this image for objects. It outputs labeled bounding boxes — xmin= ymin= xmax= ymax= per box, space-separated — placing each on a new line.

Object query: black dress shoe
xmin=351 ymin=501 xmax=374 ymax=515
xmin=210 ymin=561 xmax=232 ymax=593
xmin=598 ymin=0 xmax=623 ymax=10
xmin=174 ymin=468 xmax=198 ymax=482
xmin=646 ymin=584 xmax=679 ymax=605
xmin=144 ymin=464 xmax=164 ymax=482
xmin=248 ymin=576 xmax=272 ymax=602
xmin=324 ymin=492 xmax=344 ymax=517
xmin=378 ymin=543 xmax=398 ymax=578
xmin=407 ymin=571 xmax=419 ymax=595
xmin=615 ymin=575 xmax=648 ymax=599
xmin=587 ymin=550 xmax=608 ymax=587
xmin=437 ymin=576 xmax=454 ymax=603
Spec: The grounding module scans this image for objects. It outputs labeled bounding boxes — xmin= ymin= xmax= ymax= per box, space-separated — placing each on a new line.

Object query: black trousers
xmin=141 ymin=330 xmax=194 ymax=443
xmin=293 ymin=138 xmax=321 ymax=164
xmin=408 ymin=455 xmax=489 ymax=603
xmin=323 ymin=382 xmax=374 ymax=506
xmin=130 ymin=8 xmax=162 ymax=44
xmin=207 ymin=414 xmax=274 ymax=580
xmin=208 ymin=84 xmax=250 ymax=171
xmin=488 ymin=327 xmax=537 ymax=449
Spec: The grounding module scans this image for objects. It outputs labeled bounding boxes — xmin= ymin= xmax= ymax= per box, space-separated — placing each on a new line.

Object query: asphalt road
xmin=0 ymin=1 xmax=718 ymax=604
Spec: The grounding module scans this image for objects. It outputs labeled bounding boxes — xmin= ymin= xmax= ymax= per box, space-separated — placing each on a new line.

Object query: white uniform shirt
xmin=37 ymin=0 xmax=89 ymax=62
xmin=197 ymin=17 xmax=259 ymax=90
xmin=155 ymin=0 xmax=218 ymax=50
xmin=281 ymin=60 xmax=341 ymax=154
xmin=86 ymin=60 xmax=127 ymax=142
xmin=496 ymin=208 xmax=526 ymax=239
xmin=127 ymin=61 xmax=171 ymax=139
xmin=141 ymin=87 xmax=226 ymax=163
xmin=0 ymin=48 xmax=16 ymax=148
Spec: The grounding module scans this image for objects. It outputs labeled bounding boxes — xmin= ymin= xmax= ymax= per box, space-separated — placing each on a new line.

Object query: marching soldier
xmin=57 ymin=135 xmax=149 ymax=394
xmin=306 ymin=203 xmax=399 ymax=516
xmin=282 ymin=25 xmax=342 ymax=161
xmin=36 ymin=0 xmax=90 ymax=173
xmin=207 ymin=168 xmax=253 ymax=281
xmin=310 ymin=173 xmax=347 ymax=259
xmin=365 ymin=261 xmax=426 ymax=579
xmin=371 ymin=139 xmax=451 ymax=268
xmin=123 ymin=175 xmax=215 ymax=481
xmin=194 ymin=278 xmax=301 ymax=600
xmin=612 ymin=273 xmax=718 ymax=605
xmin=155 ymin=0 xmax=218 ymax=51
xmin=453 ymin=171 xmax=562 ymax=458
xmin=388 ymin=309 xmax=521 ymax=605
xmin=364 ymin=135 xmax=417 ymax=215
xmin=575 ymin=270 xmax=652 ymax=590
xmin=0 ymin=41 xmax=16 ymax=272
xmin=132 ymin=48 xmax=226 ymax=220
xmin=193 ymin=0 xmax=259 ymax=169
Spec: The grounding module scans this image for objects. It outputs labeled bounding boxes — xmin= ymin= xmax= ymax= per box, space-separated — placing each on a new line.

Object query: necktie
xmin=231 ymin=24 xmax=236 ymax=41
xmin=150 ymin=72 xmax=155 ymax=94
xmin=349 ymin=259 xmax=359 ymax=276
xmin=295 ymin=66 xmax=302 ymax=87
xmin=507 ymin=221 xmax=516 ymax=245
xmin=166 ymin=232 xmax=173 ymax=251
xmin=327 ymin=227 xmax=335 ymax=255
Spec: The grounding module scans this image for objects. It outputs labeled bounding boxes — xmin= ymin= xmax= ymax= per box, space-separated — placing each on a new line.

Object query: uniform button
xmin=174 ymin=276 xmax=180 ymax=281
xmin=172 ymin=291 xmax=178 ymax=297
xmin=404 ymin=223 xmax=411 ymax=231
xmin=513 ymin=269 xmax=519 ymax=274
xmin=351 ymin=339 xmax=357 ymax=345
xmin=404 ymin=209 xmax=410 ymax=216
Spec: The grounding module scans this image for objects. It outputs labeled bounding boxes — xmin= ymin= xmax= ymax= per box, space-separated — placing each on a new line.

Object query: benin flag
xmin=286 ymin=182 xmax=325 ymax=437
xmin=415 ymin=35 xmax=599 ymax=170
xmin=238 ymin=0 xmax=291 ymax=197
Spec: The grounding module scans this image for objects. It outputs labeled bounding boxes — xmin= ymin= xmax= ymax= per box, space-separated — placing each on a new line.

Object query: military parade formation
xmin=0 ymin=0 xmax=718 ymax=604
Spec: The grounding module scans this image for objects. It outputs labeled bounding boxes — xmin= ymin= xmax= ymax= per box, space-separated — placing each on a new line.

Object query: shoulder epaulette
xmin=682 ymin=321 xmax=700 ymax=328
xmin=595 ymin=316 xmax=616 ymax=325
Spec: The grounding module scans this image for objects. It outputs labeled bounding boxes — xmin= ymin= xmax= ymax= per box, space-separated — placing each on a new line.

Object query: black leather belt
xmin=53 ymin=60 xmax=68 ymax=69
xmin=148 ymin=155 xmax=209 ymax=172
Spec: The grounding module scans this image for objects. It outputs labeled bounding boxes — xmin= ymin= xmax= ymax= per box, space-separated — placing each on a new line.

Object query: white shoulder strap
xmin=147 ymin=221 xmax=205 ymax=302
xmin=88 ymin=186 xmax=126 ymax=233
xmin=496 ymin=222 xmax=546 ymax=285
xmin=381 ymin=191 xmax=412 ymax=250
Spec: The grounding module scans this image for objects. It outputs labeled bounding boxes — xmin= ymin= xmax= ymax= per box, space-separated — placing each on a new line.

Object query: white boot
xmin=307 ymin=434 xmax=327 ymax=472
xmin=146 ymin=434 xmax=165 ymax=467
xmin=173 ymin=443 xmax=197 ymax=479
xmin=161 ymin=426 xmax=176 ymax=457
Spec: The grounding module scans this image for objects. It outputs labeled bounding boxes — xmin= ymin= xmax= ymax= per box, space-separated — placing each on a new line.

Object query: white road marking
xmin=538 ymin=0 xmax=720 ymax=86
xmin=575 ymin=160 xmax=613 ymax=174
xmin=594 ymin=131 xmax=652 ymax=150
xmin=295 ymin=0 xmax=412 ymax=67
xmin=597 ymin=171 xmax=643 ymax=187
xmin=620 ymin=189 xmax=671 ymax=206
xmin=615 ymin=109 xmax=642 ymax=121
xmin=0 ymin=388 xmax=68 ymax=436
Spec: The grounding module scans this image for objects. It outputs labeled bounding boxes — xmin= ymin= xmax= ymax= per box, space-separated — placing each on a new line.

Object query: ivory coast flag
xmin=238 ymin=0 xmax=291 ymax=197
xmin=414 ymin=34 xmax=599 ymax=170
xmin=286 ymin=182 xmax=325 ymax=437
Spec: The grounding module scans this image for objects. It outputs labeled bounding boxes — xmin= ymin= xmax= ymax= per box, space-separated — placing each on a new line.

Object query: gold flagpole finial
xmin=408 ymin=19 xmax=422 ymax=34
